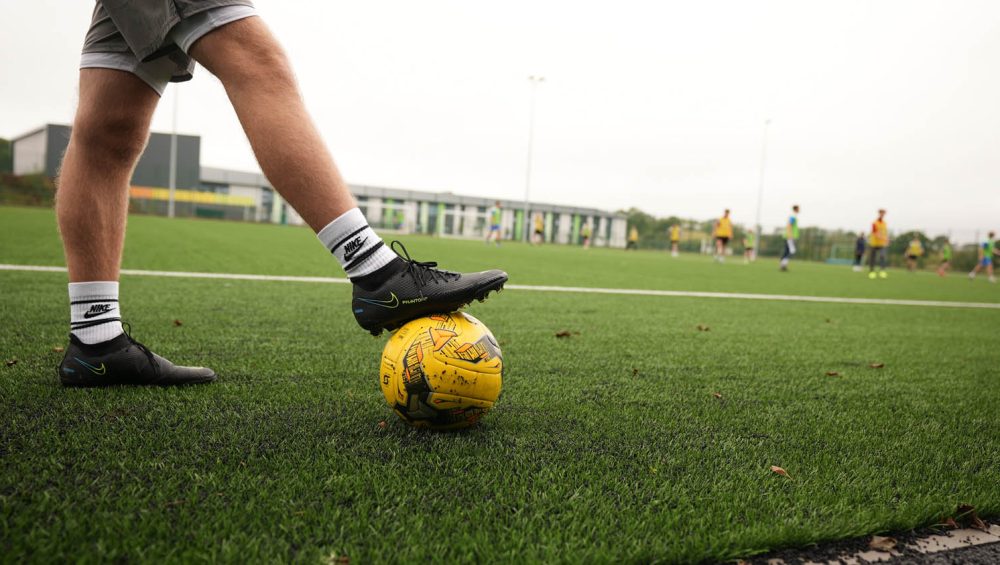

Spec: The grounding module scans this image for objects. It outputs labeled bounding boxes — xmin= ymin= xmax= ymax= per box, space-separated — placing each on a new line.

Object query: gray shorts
xmin=81 ymin=0 xmax=256 ymax=96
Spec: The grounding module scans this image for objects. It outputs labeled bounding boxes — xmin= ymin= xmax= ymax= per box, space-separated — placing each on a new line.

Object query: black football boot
xmin=58 ymin=327 xmax=216 ymax=387
xmin=352 ymin=241 xmax=508 ymax=335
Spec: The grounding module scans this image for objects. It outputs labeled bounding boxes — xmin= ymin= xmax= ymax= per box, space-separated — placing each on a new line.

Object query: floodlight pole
xmin=522 ymin=75 xmax=544 ymax=242
xmin=753 ymin=118 xmax=771 ymax=259
xmin=167 ymin=88 xmax=179 ymax=218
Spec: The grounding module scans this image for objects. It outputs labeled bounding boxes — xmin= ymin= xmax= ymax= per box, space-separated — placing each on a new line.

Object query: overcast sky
xmin=1 ymin=0 xmax=998 ymax=239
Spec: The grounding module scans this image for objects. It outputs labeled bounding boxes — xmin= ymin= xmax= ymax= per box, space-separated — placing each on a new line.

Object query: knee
xmin=71 ymin=107 xmax=150 ymax=165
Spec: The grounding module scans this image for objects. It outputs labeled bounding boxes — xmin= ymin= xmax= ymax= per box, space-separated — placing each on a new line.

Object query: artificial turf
xmin=1 ymin=206 xmax=999 ymax=563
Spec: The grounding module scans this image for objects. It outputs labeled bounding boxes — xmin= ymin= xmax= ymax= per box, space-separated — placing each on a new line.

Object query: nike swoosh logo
xmin=357 ymin=292 xmax=399 ymax=309
xmin=83 ymin=306 xmax=116 ymax=319
xmin=343 ymin=237 xmax=369 ymax=262
xmin=74 ymin=357 xmax=107 ymax=376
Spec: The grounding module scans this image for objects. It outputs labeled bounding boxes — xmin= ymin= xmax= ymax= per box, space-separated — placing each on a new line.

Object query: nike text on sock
xmin=69 ymin=281 xmax=124 ymax=345
xmin=316 ymin=208 xmax=397 ymax=278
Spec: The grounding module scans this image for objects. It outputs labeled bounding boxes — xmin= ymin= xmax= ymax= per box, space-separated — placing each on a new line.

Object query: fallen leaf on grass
xmin=869 ymin=362 xmax=885 ymax=369
xmin=957 ymin=504 xmax=989 ymax=531
xmin=52 ymin=346 xmax=64 ymax=353
xmin=712 ymin=392 xmax=723 ymax=399
xmin=4 ymin=359 xmax=16 ymax=367
xmin=326 ymin=554 xmax=350 ymax=565
xmin=971 ymin=515 xmax=989 ymax=531
xmin=869 ymin=536 xmax=897 ymax=552
xmin=554 ymin=330 xmax=579 ymax=338
xmin=173 ymin=319 xmax=183 ymax=327
xmin=769 ymin=465 xmax=792 ymax=479
xmin=696 ymin=324 xmax=710 ymax=332
xmin=825 ymin=371 xmax=840 ymax=377
xmin=631 ymin=368 xmax=639 ymax=377
xmin=377 ymin=420 xmax=387 ymax=430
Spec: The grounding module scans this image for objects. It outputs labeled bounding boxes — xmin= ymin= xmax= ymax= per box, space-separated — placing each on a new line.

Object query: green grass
xmin=1 ymin=205 xmax=999 ymax=563
xmin=3 ymin=206 xmax=998 ymax=303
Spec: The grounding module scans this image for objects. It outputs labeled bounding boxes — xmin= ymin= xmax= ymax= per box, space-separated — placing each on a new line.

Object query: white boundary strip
xmin=762 ymin=524 xmax=1000 ymax=564
xmin=3 ymin=263 xmax=999 ymax=310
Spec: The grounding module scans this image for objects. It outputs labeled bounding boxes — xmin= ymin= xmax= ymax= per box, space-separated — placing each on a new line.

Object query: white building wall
xmin=609 ymin=217 xmax=628 ymax=248
xmin=285 ymin=204 xmax=306 ymax=226
xmin=228 ymin=184 xmax=265 ymax=222
xmin=13 ymin=130 xmax=47 ymax=175
xmin=556 ymin=213 xmax=572 ymax=244
xmin=403 ymin=201 xmax=418 ymax=233
xmin=463 ymin=205 xmax=479 ymax=237
xmin=366 ymin=198 xmax=383 ymax=227
xmin=594 ymin=217 xmax=606 ymax=247
xmin=501 ymin=209 xmax=516 ymax=240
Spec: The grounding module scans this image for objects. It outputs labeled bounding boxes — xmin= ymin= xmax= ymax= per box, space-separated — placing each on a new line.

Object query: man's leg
xmin=57 ymin=69 xmax=158 ymax=284
xmin=187 ymin=18 xmax=352 ymax=232
xmin=186 ymin=17 xmax=506 ymax=335
xmin=55 ymin=69 xmax=215 ymax=386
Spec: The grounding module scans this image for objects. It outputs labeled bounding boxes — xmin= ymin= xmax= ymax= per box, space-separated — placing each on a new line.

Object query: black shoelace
xmin=391 ymin=241 xmax=460 ymax=287
xmin=122 ymin=322 xmax=160 ymax=379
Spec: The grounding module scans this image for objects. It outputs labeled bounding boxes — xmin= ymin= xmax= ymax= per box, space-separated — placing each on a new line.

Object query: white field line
xmin=3 ymin=263 xmax=999 ymax=311
xmin=768 ymin=524 xmax=1000 ymax=564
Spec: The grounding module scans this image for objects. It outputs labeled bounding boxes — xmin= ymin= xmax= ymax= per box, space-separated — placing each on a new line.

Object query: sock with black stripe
xmin=69 ymin=281 xmax=124 ymax=344
xmin=316 ymin=208 xmax=399 ymax=279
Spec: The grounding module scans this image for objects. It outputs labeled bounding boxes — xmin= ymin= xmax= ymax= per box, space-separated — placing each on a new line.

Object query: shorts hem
xmin=171 ymin=6 xmax=258 ymax=54
xmin=80 ymin=53 xmax=168 ymax=96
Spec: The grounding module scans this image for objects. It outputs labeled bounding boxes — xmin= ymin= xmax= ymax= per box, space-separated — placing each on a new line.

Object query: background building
xmin=11 ymin=124 xmax=627 ymax=247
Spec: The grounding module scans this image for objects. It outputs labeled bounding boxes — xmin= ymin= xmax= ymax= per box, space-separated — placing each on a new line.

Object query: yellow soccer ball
xmin=379 ymin=312 xmax=503 ymax=430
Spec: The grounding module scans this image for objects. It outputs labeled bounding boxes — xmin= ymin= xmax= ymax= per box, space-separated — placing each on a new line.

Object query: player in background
xmin=55 ymin=2 xmax=507 ymax=387
xmin=581 ymin=221 xmax=592 ymax=249
xmin=484 ymin=201 xmax=502 ymax=246
xmin=968 ymin=231 xmax=997 ymax=283
xmin=532 ymin=212 xmax=545 ymax=245
xmin=779 ymin=205 xmax=800 ymax=271
xmin=669 ymin=224 xmax=681 ymax=257
xmin=852 ymin=231 xmax=867 ymax=272
xmin=867 ymin=209 xmax=890 ymax=279
xmin=626 ymin=226 xmax=640 ymax=250
xmin=713 ymin=209 xmax=733 ymax=262
xmin=937 ymin=240 xmax=952 ymax=277
xmin=905 ymin=236 xmax=924 ymax=272
xmin=743 ymin=228 xmax=755 ymax=264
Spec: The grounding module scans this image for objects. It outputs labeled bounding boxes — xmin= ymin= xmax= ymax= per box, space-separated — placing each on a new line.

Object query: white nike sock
xmin=69 ymin=281 xmax=124 ymax=345
xmin=317 ymin=208 xmax=397 ymax=278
